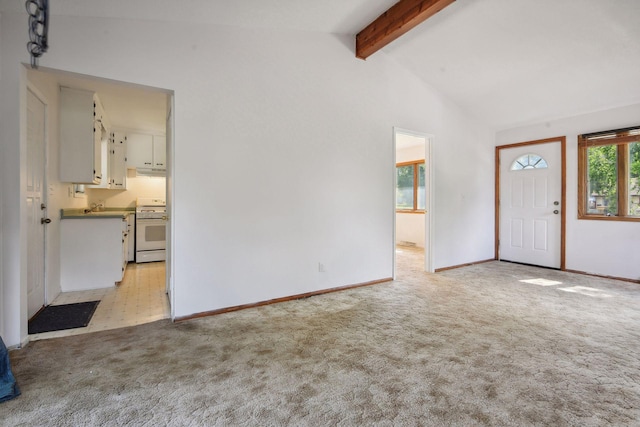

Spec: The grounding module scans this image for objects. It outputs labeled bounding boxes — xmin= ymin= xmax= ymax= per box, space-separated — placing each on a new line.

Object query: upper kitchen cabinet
xmin=110 ymin=132 xmax=128 ymax=188
xmin=127 ymin=132 xmax=166 ymax=171
xmin=153 ymin=136 xmax=166 ymax=169
xmin=59 ymin=87 xmax=109 ymax=184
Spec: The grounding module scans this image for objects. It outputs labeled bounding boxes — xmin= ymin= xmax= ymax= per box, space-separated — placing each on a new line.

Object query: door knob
xmin=553 ymin=201 xmax=559 ymax=206
xmin=41 ymin=218 xmax=51 ymax=224
xmin=553 ymin=210 xmax=559 ymax=215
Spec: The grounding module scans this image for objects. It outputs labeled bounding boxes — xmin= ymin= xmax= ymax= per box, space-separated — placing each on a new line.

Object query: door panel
xmin=27 ymin=89 xmax=47 ymax=319
xmin=510 ymin=219 xmax=523 ymax=248
xmin=499 ymin=142 xmax=562 ymax=268
xmin=533 ymin=219 xmax=548 ymax=250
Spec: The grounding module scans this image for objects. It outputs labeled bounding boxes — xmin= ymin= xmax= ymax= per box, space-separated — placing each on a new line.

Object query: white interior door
xmin=26 ymin=89 xmax=47 ymax=319
xmin=499 ymin=142 xmax=562 ymax=268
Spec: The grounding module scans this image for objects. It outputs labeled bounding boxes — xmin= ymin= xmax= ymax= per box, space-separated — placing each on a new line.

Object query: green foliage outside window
xmin=629 ymin=142 xmax=640 ymax=215
xmin=586 ymin=141 xmax=640 ymax=216
xmin=396 ymin=165 xmax=414 ymax=209
xmin=587 ymin=145 xmax=618 ymax=215
xmin=396 ymin=162 xmax=425 ymax=211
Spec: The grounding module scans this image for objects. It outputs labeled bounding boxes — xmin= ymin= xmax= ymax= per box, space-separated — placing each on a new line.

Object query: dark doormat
xmin=28 ymin=301 xmax=100 ymax=334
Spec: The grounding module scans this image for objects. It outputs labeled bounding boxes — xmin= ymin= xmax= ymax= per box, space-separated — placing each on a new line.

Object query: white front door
xmin=499 ymin=141 xmax=562 ymax=268
xmin=27 ymin=89 xmax=47 ymax=319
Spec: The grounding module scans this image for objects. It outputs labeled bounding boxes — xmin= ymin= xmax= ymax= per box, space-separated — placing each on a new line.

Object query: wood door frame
xmin=495 ymin=136 xmax=566 ymax=270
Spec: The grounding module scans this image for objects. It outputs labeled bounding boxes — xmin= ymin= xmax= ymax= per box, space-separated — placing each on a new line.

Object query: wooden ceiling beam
xmin=356 ymin=0 xmax=456 ymax=60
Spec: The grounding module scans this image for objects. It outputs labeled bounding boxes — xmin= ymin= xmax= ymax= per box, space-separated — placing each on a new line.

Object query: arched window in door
xmin=511 ymin=154 xmax=548 ymax=171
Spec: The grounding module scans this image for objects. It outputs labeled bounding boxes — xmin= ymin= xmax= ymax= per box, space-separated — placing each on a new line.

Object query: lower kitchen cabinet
xmin=60 ymin=217 xmax=129 ymax=291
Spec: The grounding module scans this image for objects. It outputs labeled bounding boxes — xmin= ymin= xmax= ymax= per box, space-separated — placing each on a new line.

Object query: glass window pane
xmin=396 ymin=165 xmax=414 ymax=209
xmin=587 ymin=145 xmax=618 ymax=215
xmin=417 ymin=163 xmax=426 ymax=210
xmin=629 ymin=142 xmax=640 ymax=216
xmin=510 ymin=154 xmax=548 ymax=171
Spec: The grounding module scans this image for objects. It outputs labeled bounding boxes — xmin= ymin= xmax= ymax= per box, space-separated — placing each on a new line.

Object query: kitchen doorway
xmin=24 ymin=66 xmax=175 ymax=339
xmin=393 ymin=128 xmax=433 ymax=278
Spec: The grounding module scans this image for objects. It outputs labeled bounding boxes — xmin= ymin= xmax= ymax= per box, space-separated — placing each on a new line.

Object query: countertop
xmin=60 ymin=207 xmax=135 ymax=219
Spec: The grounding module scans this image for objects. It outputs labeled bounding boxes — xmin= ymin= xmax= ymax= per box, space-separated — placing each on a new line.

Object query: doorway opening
xmin=393 ymin=128 xmax=433 ymax=278
xmin=23 ymin=65 xmax=175 ymax=339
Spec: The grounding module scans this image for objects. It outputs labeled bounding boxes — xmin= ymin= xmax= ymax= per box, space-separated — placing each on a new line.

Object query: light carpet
xmin=4 ymin=250 xmax=640 ymax=426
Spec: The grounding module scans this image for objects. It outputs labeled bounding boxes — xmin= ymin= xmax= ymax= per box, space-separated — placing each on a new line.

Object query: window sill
xmin=578 ymin=215 xmax=640 ymax=222
xmin=396 ymin=210 xmax=426 ymax=214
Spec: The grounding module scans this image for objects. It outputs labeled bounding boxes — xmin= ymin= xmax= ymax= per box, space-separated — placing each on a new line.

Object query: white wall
xmin=0 ymin=11 xmax=4 ymax=341
xmin=497 ymin=104 xmax=640 ymax=281
xmin=396 ymin=144 xmax=425 ymax=247
xmin=0 ymin=9 xmax=495 ymax=345
xmin=1 ymin=13 xmax=27 ymax=345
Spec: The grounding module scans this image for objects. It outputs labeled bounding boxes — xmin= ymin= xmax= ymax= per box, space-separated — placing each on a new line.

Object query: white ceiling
xmin=7 ymin=0 xmax=640 ymax=131
xmin=396 ymin=133 xmax=425 ymax=151
xmin=383 ymin=0 xmax=640 ymax=130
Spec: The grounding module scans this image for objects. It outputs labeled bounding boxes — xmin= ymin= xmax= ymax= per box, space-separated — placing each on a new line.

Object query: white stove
xmin=136 ymin=198 xmax=167 ymax=219
xmin=136 ymin=198 xmax=166 ymax=263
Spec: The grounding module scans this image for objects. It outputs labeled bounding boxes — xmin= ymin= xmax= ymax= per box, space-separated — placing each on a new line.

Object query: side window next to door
xmin=578 ymin=126 xmax=640 ymax=220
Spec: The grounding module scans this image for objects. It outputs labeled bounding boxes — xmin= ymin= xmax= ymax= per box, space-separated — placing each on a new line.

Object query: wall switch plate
xmin=318 ymin=262 xmax=326 ymax=273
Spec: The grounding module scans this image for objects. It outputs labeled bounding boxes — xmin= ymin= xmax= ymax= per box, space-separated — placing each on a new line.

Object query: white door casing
xmin=165 ymin=98 xmax=173 ymax=309
xmin=26 ymin=89 xmax=47 ymax=319
xmin=499 ymin=141 xmax=562 ymax=268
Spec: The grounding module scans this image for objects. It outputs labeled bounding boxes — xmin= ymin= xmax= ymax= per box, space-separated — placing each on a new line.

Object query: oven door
xmin=136 ymin=218 xmax=166 ymax=251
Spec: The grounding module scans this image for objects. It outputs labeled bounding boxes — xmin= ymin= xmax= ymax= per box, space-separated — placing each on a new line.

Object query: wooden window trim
xmin=578 ymin=127 xmax=640 ymax=222
xmin=396 ymin=160 xmax=425 ymax=213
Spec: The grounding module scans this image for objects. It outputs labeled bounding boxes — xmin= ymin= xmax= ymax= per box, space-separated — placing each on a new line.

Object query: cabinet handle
xmin=156 ymin=163 xmax=164 ymax=166
xmin=144 ymin=162 xmax=152 ymax=165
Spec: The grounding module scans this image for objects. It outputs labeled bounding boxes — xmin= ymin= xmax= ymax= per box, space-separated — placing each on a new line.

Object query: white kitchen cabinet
xmin=60 ymin=217 xmax=129 ymax=291
xmin=127 ymin=132 xmax=166 ymax=171
xmin=59 ymin=87 xmax=107 ymax=184
xmin=87 ymin=137 xmax=110 ymax=189
xmin=88 ymin=132 xmax=127 ymax=190
xmin=153 ymin=135 xmax=166 ymax=169
xmin=110 ymin=132 xmax=128 ymax=189
xmin=127 ymin=213 xmax=135 ymax=262
xmin=122 ymin=216 xmax=130 ymax=273
xmin=127 ymin=132 xmax=153 ymax=168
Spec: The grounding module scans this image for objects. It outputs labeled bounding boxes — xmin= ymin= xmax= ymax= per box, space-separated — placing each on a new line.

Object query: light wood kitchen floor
xmin=29 ymin=261 xmax=170 ymax=341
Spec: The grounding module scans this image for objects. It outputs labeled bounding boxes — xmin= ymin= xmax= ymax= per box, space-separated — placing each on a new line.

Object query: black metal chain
xmin=26 ymin=0 xmax=49 ymax=68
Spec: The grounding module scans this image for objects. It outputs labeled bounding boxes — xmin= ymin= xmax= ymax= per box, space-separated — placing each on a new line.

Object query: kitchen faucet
xmin=84 ymin=203 xmax=103 ymax=214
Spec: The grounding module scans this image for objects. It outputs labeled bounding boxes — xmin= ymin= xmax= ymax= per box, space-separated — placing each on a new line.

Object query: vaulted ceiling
xmin=4 ymin=0 xmax=639 ymax=131
xmin=384 ymin=0 xmax=640 ymax=130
